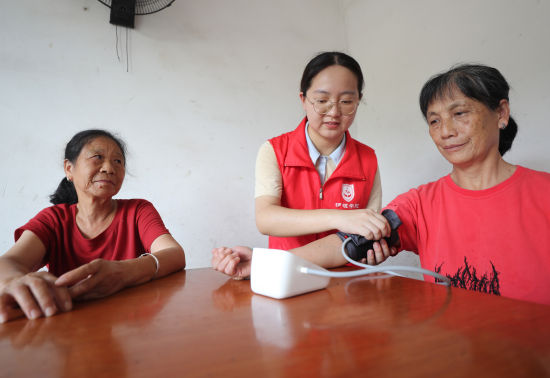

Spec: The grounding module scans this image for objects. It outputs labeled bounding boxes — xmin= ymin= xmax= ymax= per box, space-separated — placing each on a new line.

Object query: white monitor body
xmin=250 ymin=248 xmax=330 ymax=299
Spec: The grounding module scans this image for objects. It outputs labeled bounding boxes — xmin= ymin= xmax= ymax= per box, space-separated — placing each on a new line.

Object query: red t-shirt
xmin=385 ymin=166 xmax=550 ymax=305
xmin=15 ymin=199 xmax=170 ymax=277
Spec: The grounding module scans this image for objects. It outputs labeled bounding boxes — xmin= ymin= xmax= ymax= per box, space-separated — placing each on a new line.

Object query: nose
xmin=326 ymin=101 xmax=341 ymax=117
xmin=439 ymin=118 xmax=457 ymax=139
xmin=100 ymin=160 xmax=115 ymax=174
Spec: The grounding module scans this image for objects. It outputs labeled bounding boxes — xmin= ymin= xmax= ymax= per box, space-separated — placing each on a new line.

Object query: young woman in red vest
xmin=213 ymin=52 xmax=392 ymax=274
xmin=255 ymin=51 xmax=386 ymax=252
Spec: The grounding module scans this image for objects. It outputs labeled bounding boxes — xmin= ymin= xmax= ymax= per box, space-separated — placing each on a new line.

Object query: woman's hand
xmin=362 ymin=239 xmax=398 ymax=265
xmin=55 ymin=259 xmax=128 ymax=300
xmin=0 ymin=272 xmax=72 ymax=323
xmin=211 ymin=246 xmax=253 ymax=280
xmin=333 ymin=209 xmax=391 ymax=240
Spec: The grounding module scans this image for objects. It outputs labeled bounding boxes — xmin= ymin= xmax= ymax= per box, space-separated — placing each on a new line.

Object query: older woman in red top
xmin=0 ymin=129 xmax=186 ymax=322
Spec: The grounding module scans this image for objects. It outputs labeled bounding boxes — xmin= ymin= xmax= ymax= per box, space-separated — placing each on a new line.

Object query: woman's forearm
xmin=0 ymin=257 xmax=30 ymax=283
xmin=289 ymin=234 xmax=346 ymax=268
xmin=124 ymin=247 xmax=186 ymax=287
xmin=255 ymin=203 xmax=340 ymax=237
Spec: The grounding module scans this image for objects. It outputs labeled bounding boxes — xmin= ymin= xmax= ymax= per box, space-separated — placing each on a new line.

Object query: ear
xmin=299 ymin=92 xmax=307 ymax=112
xmin=497 ymin=99 xmax=511 ymax=129
xmin=64 ymin=159 xmax=74 ymax=182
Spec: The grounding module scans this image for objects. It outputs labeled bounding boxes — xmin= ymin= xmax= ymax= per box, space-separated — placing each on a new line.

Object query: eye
xmin=91 ymin=154 xmax=103 ymax=160
xmin=114 ymin=159 xmax=124 ymax=165
xmin=428 ymin=119 xmax=439 ymax=126
xmin=315 ymin=99 xmax=329 ymax=104
xmin=340 ymin=100 xmax=354 ymax=105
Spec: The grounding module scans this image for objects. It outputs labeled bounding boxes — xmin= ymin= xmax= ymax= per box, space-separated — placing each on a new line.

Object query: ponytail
xmin=499 ymin=116 xmax=518 ymax=156
xmin=49 ymin=177 xmax=78 ymax=205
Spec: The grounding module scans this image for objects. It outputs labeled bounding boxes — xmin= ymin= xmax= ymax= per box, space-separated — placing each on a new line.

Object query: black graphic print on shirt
xmin=435 ymin=256 xmax=501 ymax=296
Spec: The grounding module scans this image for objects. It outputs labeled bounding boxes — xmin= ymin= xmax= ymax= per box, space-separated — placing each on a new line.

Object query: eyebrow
xmin=312 ymin=89 xmax=358 ymax=96
xmin=87 ymin=148 xmax=124 ymax=158
xmin=427 ymin=100 xmax=469 ymax=117
xmin=447 ymin=101 xmax=468 ymax=110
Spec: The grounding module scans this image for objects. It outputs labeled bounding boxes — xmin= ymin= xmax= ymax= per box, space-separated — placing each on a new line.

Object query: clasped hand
xmin=0 ymin=259 xmax=126 ymax=323
xmin=334 ymin=208 xmax=391 ymax=241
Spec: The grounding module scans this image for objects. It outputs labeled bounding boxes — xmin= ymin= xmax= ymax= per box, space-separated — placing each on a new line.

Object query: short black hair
xmin=419 ymin=64 xmax=517 ymax=156
xmin=49 ymin=129 xmax=127 ymax=205
xmin=300 ymin=52 xmax=364 ymax=98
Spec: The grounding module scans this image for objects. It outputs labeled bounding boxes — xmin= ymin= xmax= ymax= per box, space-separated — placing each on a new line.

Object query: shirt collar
xmin=305 ymin=122 xmax=346 ymax=165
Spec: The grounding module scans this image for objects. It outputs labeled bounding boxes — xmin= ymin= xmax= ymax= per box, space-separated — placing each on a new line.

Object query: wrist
xmin=139 ymin=253 xmax=159 ymax=280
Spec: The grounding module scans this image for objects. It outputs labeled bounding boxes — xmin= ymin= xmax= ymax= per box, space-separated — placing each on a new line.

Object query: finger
xmin=366 ymin=249 xmax=376 ymax=265
xmin=364 ymin=218 xmax=390 ymax=240
xmin=211 ymin=248 xmax=232 ymax=268
xmin=211 ymin=247 xmax=228 ymax=259
xmin=390 ymin=247 xmax=398 ymax=256
xmin=56 ymin=262 xmax=100 ymax=287
xmin=379 ymin=239 xmax=391 ymax=259
xmin=68 ymin=271 xmax=103 ymax=299
xmin=372 ymin=242 xmax=385 ymax=264
xmin=27 ymin=277 xmax=62 ymax=317
xmin=212 ymin=250 xmax=233 ymax=272
xmin=51 ymin=285 xmax=73 ymax=312
xmin=232 ymin=246 xmax=253 ymax=261
xmin=225 ymin=256 xmax=242 ymax=276
xmin=219 ymin=255 xmax=240 ymax=276
xmin=0 ymin=294 xmax=25 ymax=323
xmin=9 ymin=285 xmax=43 ymax=320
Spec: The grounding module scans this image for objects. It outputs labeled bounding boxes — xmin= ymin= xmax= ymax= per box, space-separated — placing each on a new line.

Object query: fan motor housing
xmin=110 ymin=0 xmax=136 ymax=28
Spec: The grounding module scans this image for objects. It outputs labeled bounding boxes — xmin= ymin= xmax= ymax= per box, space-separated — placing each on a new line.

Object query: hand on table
xmin=55 ymin=259 xmax=127 ymax=300
xmin=0 ymin=271 xmax=72 ymax=323
xmin=211 ymin=246 xmax=253 ymax=280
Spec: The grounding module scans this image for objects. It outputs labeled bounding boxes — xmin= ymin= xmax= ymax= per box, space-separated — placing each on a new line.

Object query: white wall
xmin=1 ymin=0 xmax=549 ymax=274
xmin=0 ymin=0 xmax=348 ymax=268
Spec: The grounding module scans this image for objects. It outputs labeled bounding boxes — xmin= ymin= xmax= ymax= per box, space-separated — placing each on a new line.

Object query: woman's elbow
xmin=177 ymin=247 xmax=186 ymax=269
xmin=255 ymin=217 xmax=272 ymax=235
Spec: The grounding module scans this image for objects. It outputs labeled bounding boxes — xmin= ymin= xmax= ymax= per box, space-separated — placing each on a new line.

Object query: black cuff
xmin=337 ymin=209 xmax=402 ymax=262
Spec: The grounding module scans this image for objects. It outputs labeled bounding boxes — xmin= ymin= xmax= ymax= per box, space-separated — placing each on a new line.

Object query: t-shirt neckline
xmin=444 ymin=165 xmax=524 ymax=197
xmin=71 ymin=199 xmax=122 ymax=242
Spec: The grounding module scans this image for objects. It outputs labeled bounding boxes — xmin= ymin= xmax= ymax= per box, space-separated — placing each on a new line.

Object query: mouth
xmin=442 ymin=142 xmax=467 ymax=152
xmin=323 ymin=120 xmax=341 ymax=129
xmin=93 ymin=179 xmax=115 ymax=185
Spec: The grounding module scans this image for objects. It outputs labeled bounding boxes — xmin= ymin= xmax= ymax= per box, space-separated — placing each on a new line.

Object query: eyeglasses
xmin=305 ymin=97 xmax=359 ymax=116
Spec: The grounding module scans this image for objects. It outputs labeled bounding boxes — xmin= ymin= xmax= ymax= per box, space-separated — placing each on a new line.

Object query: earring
xmin=500 ymin=123 xmax=507 ymax=129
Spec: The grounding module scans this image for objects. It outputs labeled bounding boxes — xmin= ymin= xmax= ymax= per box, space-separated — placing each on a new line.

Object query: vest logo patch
xmin=342 ymin=184 xmax=355 ymax=202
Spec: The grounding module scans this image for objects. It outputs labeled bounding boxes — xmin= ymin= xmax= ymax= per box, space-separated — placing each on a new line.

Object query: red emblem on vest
xmin=342 ymin=184 xmax=355 ymax=202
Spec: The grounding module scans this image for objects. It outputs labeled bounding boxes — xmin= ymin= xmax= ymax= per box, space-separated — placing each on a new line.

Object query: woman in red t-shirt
xmin=0 ymin=130 xmax=186 ymax=322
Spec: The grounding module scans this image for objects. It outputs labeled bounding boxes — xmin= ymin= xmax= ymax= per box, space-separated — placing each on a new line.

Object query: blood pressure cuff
xmin=336 ymin=209 xmax=402 ymax=262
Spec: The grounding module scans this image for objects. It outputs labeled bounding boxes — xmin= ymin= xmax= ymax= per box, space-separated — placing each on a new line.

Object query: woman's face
xmin=425 ymin=88 xmax=509 ymax=168
xmin=300 ymin=65 xmax=360 ymax=147
xmin=64 ymin=136 xmax=125 ymax=201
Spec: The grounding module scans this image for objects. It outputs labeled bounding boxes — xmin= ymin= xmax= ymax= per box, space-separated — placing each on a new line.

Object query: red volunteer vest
xmin=268 ymin=117 xmax=378 ymax=250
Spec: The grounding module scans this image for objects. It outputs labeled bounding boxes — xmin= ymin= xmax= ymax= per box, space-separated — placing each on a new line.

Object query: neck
xmin=450 ymin=154 xmax=516 ymax=190
xmin=76 ymin=197 xmax=116 ymax=225
xmin=308 ymin=128 xmax=344 ymax=156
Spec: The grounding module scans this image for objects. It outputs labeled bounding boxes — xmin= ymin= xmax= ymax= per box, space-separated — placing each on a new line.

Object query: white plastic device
xmin=250 ymin=248 xmax=330 ymax=299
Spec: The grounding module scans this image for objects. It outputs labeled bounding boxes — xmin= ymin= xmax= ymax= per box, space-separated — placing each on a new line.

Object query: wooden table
xmin=1 ymin=268 xmax=549 ymax=377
